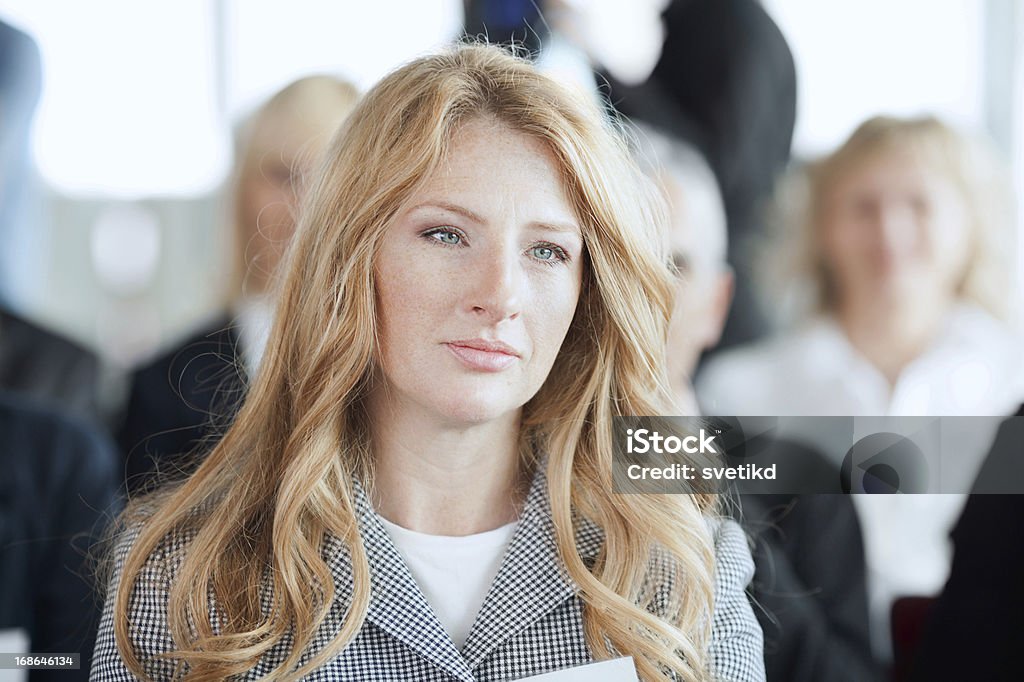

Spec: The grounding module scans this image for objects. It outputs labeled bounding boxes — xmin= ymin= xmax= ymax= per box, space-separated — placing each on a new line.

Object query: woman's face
xmin=373 ymin=118 xmax=585 ymax=425
xmin=819 ymin=149 xmax=971 ymax=310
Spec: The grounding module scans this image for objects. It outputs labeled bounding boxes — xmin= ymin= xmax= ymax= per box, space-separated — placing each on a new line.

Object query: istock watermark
xmin=611 ymin=415 xmax=1024 ymax=494
xmin=624 ymin=427 xmax=719 ymax=455
xmin=612 ymin=416 xmax=727 ymax=495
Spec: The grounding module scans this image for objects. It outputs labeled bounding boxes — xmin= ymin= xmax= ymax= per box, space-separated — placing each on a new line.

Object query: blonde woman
xmin=698 ymin=116 xmax=1019 ymax=417
xmin=93 ymin=45 xmax=764 ymax=682
xmin=117 ymin=75 xmax=360 ymax=491
xmin=696 ymin=115 xmax=1021 ymax=660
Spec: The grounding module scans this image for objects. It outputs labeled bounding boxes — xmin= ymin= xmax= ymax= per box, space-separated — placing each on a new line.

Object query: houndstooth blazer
xmin=91 ymin=467 xmax=765 ymax=681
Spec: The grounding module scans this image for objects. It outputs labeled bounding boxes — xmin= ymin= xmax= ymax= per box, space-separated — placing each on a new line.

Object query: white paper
xmin=0 ymin=628 xmax=28 ymax=682
xmin=513 ymin=656 xmax=638 ymax=681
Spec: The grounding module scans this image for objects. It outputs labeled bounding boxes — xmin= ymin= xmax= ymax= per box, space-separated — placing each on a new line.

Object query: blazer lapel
xmin=460 ymin=466 xmax=604 ymax=669
xmin=322 ymin=469 xmax=604 ymax=678
xmin=333 ymin=482 xmax=476 ymax=681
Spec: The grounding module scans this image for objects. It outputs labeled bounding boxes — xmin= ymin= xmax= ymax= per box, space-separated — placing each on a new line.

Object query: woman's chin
xmin=427 ymin=388 xmax=526 ymax=427
xmin=435 ymin=402 xmax=516 ymax=427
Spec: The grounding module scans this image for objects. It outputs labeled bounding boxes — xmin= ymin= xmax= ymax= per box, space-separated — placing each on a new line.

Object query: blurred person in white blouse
xmin=696 ymin=115 xmax=1022 ymax=660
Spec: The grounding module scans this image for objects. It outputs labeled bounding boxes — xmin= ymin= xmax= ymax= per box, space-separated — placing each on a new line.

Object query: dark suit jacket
xmin=605 ymin=0 xmax=796 ymax=350
xmin=742 ymin=493 xmax=881 ymax=682
xmin=729 ymin=437 xmax=879 ymax=682
xmin=0 ymin=392 xmax=120 ymax=681
xmin=116 ymin=318 xmax=246 ymax=494
xmin=910 ymin=404 xmax=1024 ymax=681
xmin=0 ymin=309 xmax=101 ymax=422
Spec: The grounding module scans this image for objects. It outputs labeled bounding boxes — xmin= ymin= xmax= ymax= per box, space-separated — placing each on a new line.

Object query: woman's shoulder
xmin=705 ymin=516 xmax=766 ymax=682
xmin=706 ymin=517 xmax=754 ymax=582
xmin=92 ymin=515 xmax=200 ymax=681
xmin=643 ymin=515 xmax=763 ymax=679
xmin=110 ymin=507 xmax=199 ymax=581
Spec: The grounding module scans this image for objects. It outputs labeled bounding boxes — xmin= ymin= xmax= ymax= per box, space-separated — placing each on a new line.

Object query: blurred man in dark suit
xmin=0 ymin=392 xmax=120 ymax=681
xmin=0 ymin=310 xmax=102 ymax=422
xmin=0 ymin=20 xmax=102 ymax=423
xmin=606 ymin=0 xmax=797 ymax=351
xmin=636 ymin=123 xmax=879 ymax=682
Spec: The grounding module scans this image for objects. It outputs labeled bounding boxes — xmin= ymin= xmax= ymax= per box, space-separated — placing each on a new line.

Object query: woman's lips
xmin=445 ymin=342 xmax=519 ymax=372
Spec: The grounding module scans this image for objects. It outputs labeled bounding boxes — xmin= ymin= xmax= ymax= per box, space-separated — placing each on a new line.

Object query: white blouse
xmin=233 ymin=295 xmax=274 ymax=379
xmin=696 ymin=304 xmax=1024 ymax=418
xmin=695 ymin=304 xmax=1024 ymax=658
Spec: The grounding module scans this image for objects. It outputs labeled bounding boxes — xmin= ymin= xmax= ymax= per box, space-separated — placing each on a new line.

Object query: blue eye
xmin=530 ymin=243 xmax=568 ymax=264
xmin=425 ymin=228 xmax=463 ymax=245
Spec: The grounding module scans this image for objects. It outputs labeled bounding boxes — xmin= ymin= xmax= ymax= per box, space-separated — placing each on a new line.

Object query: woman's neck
xmin=367 ymin=398 xmax=526 ymax=536
xmin=835 ymin=294 xmax=949 ymax=386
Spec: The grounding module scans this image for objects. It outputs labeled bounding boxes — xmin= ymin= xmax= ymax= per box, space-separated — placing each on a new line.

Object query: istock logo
xmin=625 ymin=428 xmax=719 ymax=455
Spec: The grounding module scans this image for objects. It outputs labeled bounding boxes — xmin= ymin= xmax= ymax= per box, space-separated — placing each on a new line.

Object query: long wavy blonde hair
xmin=111 ymin=44 xmax=718 ymax=682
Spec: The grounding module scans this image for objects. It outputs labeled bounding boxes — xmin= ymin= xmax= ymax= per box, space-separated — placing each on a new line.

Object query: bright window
xmin=0 ymin=0 xmax=227 ymax=197
xmin=763 ymin=0 xmax=985 ymax=157
xmin=224 ymin=0 xmax=462 ymax=118
xmin=0 ymin=0 xmax=463 ymax=198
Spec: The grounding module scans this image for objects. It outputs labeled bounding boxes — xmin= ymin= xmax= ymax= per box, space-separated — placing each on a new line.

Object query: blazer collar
xmin=460 ymin=464 xmax=603 ymax=668
xmin=327 ymin=483 xmax=475 ymax=680
xmin=323 ymin=463 xmax=605 ymax=677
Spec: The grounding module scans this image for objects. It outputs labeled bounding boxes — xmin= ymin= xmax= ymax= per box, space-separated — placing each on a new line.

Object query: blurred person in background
xmin=0 ymin=17 xmax=41 ymax=303
xmin=117 ymin=75 xmax=359 ymax=493
xmin=462 ymin=0 xmax=547 ymax=55
xmin=696 ymin=115 xmax=1023 ymax=662
xmin=636 ymin=122 xmax=879 ymax=682
xmin=0 ymin=19 xmax=102 ymax=422
xmin=0 ymin=20 xmax=119 ymax=679
xmin=633 ymin=125 xmax=733 ymax=413
xmin=0 ymin=392 xmax=120 ymax=681
xmin=603 ymin=0 xmax=797 ymax=353
xmin=911 ymin=402 xmax=1024 ymax=682
xmin=0 ymin=305 xmax=101 ymax=422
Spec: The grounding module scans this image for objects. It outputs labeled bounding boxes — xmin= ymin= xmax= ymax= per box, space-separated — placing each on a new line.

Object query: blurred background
xmin=0 ymin=0 xmax=469 ymax=413
xmin=0 ymin=0 xmax=1020 ymax=402
xmin=1 ymin=2 xmax=1022 ymax=680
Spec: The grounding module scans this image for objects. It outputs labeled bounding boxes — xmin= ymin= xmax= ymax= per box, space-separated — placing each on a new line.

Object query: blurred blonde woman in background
xmin=93 ymin=45 xmax=764 ymax=681
xmin=699 ymin=116 xmax=1019 ymax=416
xmin=117 ymin=75 xmax=359 ymax=492
xmin=697 ymin=115 xmax=1022 ymax=660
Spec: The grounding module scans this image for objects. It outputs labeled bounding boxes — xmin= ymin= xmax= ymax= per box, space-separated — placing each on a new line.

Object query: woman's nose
xmin=467 ymin=246 xmax=522 ymax=323
xmin=871 ymin=201 xmax=916 ymax=249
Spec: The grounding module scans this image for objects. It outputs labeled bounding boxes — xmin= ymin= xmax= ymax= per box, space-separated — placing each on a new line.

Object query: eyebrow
xmin=528 ymin=220 xmax=583 ymax=238
xmin=408 ymin=201 xmax=486 ymax=224
xmin=409 ymin=201 xmax=582 ymax=238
